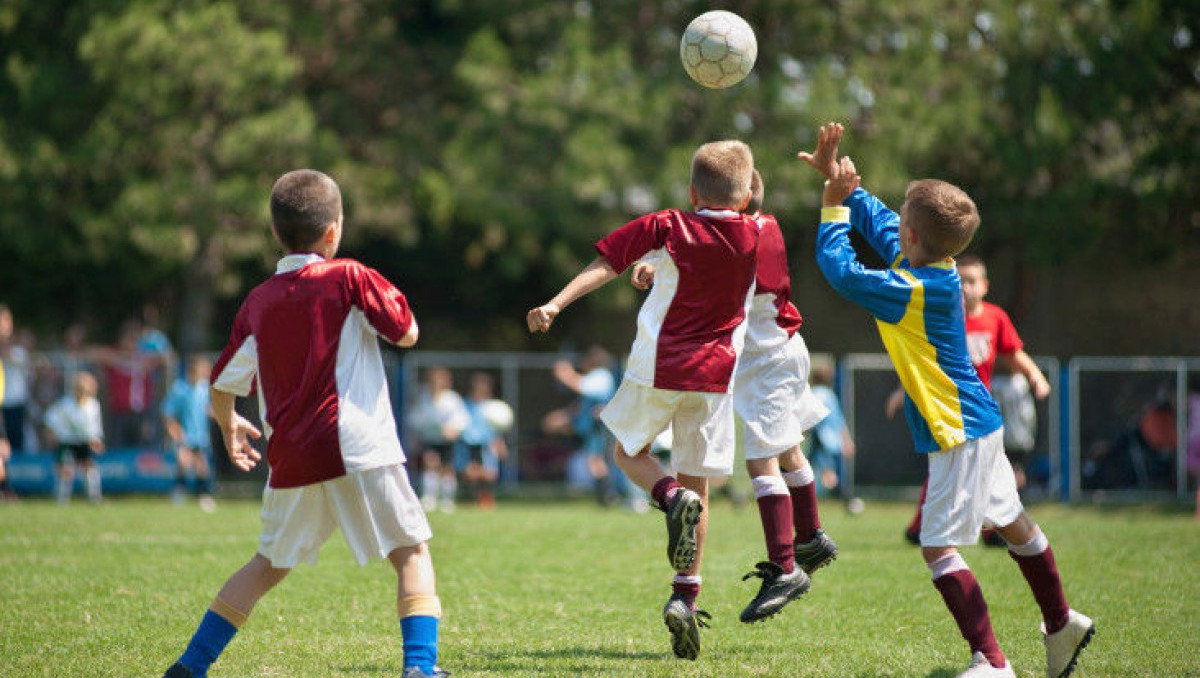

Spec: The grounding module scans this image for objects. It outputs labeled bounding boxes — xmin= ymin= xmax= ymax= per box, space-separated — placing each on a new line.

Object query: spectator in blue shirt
xmin=162 ymin=356 xmax=216 ymax=511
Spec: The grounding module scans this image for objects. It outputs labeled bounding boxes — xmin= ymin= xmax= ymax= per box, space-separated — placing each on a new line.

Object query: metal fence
xmin=839 ymin=353 xmax=1062 ymax=500
xmin=9 ymin=348 xmax=1198 ymax=503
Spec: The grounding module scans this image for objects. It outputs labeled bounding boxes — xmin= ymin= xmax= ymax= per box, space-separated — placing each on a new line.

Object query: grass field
xmin=1 ymin=495 xmax=1197 ymax=677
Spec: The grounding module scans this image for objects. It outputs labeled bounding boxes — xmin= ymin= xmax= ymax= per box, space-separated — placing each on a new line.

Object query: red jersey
xmin=212 ymin=254 xmax=414 ymax=488
xmin=596 ymin=208 xmax=758 ymax=393
xmin=744 ymin=212 xmax=803 ymax=352
xmin=964 ymin=301 xmax=1023 ymax=388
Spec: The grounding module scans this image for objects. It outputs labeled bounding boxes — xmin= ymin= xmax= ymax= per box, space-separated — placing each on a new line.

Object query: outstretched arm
xmin=527 ymin=257 xmax=619 ymax=333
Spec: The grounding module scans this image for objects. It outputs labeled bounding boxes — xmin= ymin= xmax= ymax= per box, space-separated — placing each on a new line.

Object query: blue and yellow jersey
xmin=816 ymin=188 xmax=1002 ymax=453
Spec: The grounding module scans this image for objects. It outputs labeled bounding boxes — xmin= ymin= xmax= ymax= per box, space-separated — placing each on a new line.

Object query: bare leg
xmin=612 ymin=443 xmax=669 ymax=492
xmin=215 ymin=554 xmax=290 ymax=615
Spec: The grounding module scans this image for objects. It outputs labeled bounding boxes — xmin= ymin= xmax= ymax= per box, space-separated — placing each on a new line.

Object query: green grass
xmin=1 ymin=496 xmax=1197 ymax=677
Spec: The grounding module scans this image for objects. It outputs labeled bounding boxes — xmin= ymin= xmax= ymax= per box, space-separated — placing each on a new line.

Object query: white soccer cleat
xmin=1043 ymin=609 xmax=1095 ymax=677
xmin=955 ymin=651 xmax=1016 ymax=678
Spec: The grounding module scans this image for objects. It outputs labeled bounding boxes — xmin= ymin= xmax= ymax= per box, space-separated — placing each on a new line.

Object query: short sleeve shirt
xmin=744 ymin=213 xmax=803 ymax=353
xmin=964 ymin=301 xmax=1023 ymax=389
xmin=211 ymin=254 xmax=414 ymax=489
xmin=595 ymin=208 xmax=759 ymax=393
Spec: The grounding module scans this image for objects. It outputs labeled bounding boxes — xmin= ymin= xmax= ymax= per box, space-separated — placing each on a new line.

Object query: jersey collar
xmin=276 ymin=253 xmax=325 ymax=274
xmin=695 ymin=208 xmax=741 ymax=219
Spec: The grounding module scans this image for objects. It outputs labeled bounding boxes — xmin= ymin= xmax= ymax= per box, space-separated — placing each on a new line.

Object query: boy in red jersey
xmin=898 ymin=254 xmax=1051 ymax=544
xmin=631 ymin=169 xmax=838 ymax=624
xmin=527 ymin=140 xmax=759 ymax=661
xmin=162 ymin=170 xmax=446 ymax=678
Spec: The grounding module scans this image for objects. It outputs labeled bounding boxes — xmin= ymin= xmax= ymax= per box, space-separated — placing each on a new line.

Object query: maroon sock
xmin=932 ymin=570 xmax=1006 ymax=669
xmin=1009 ymin=546 xmax=1070 ymax=633
xmin=651 ymin=477 xmax=681 ymax=512
xmin=907 ymin=479 xmax=929 ymax=536
xmin=672 ymin=577 xmax=701 ymax=609
xmin=788 ymin=482 xmax=821 ymax=544
xmin=756 ymin=493 xmax=796 ymax=572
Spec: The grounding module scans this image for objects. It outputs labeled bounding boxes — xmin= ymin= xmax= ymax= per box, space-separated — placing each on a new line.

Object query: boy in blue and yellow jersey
xmin=799 ymin=123 xmax=1094 ymax=678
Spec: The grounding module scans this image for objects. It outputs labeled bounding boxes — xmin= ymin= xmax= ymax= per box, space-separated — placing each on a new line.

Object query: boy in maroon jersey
xmin=527 ymin=140 xmax=758 ymax=661
xmin=162 ymin=170 xmax=446 ymax=678
xmin=631 ymin=169 xmax=838 ymax=624
xmin=898 ymin=254 xmax=1051 ymax=545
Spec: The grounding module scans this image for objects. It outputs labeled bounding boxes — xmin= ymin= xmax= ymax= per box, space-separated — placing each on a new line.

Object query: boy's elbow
xmin=397 ymin=320 xmax=419 ymax=347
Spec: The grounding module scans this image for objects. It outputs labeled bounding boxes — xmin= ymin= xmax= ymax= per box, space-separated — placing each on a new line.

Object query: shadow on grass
xmin=335 ymin=647 xmax=664 ymax=676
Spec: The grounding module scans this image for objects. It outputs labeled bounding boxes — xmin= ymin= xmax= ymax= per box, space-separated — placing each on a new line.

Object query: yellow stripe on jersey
xmin=876 ymin=269 xmax=967 ymax=449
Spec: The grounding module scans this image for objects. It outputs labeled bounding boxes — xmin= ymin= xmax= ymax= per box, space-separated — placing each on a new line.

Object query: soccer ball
xmin=480 ymin=399 xmax=514 ymax=433
xmin=679 ymin=10 xmax=758 ymax=89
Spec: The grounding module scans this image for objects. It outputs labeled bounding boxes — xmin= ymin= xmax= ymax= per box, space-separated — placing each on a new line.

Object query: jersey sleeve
xmin=992 ymin=306 xmax=1025 ymax=355
xmin=595 ymin=213 xmax=669 ymax=274
xmin=345 ymin=262 xmax=414 ymax=345
xmin=211 ymin=305 xmax=258 ymax=397
xmin=845 ymin=188 xmax=903 ymax=265
xmin=815 ymin=212 xmax=914 ymax=324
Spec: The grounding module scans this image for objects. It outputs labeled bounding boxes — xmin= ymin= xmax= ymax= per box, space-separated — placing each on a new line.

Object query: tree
xmin=78 ymin=1 xmax=320 ymax=353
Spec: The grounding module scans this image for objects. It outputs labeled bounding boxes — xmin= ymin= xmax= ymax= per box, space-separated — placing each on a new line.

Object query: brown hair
xmin=954 ymin=253 xmax=987 ymax=275
xmin=902 ymin=179 xmax=979 ymax=259
xmin=270 ymin=169 xmax=342 ymax=252
xmin=691 ymin=140 xmax=753 ymax=209
xmin=746 ymin=169 xmax=764 ymax=214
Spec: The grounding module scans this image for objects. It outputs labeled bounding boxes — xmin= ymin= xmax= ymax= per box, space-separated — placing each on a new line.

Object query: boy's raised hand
xmin=797 ymin=122 xmax=845 ymax=179
xmin=823 ymin=155 xmax=861 ymax=206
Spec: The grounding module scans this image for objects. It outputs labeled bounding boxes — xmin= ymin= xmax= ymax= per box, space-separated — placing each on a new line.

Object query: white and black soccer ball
xmin=679 ymin=10 xmax=758 ymax=89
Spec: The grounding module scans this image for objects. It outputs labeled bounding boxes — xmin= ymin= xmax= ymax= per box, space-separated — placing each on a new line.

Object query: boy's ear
xmin=738 ymin=189 xmax=751 ymax=212
xmin=689 ymin=186 xmax=699 ymax=207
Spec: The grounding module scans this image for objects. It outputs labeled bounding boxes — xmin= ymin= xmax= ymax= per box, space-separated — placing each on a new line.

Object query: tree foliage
xmin=0 ymin=0 xmax=1195 ymax=350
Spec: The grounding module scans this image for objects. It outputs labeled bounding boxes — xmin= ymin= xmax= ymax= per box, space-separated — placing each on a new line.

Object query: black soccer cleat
xmin=793 ymin=529 xmax=839 ymax=575
xmin=662 ymin=594 xmax=711 ymax=660
xmin=739 ymin=560 xmax=811 ymax=623
xmin=163 ymin=663 xmax=195 ymax=678
xmin=663 ymin=488 xmax=703 ymax=572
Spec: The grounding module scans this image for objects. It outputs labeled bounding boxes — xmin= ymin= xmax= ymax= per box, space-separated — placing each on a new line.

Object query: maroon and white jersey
xmin=744 ymin=212 xmax=804 ymax=353
xmin=596 ymin=208 xmax=758 ymax=393
xmin=212 ymin=254 xmax=414 ymax=489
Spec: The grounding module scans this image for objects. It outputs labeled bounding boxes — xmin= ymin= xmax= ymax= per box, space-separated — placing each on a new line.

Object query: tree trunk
xmin=176 ymin=235 xmax=220 ymax=357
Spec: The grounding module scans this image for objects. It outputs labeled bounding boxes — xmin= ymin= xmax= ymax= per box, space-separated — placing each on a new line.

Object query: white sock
xmin=782 ymin=466 xmax=815 ymax=487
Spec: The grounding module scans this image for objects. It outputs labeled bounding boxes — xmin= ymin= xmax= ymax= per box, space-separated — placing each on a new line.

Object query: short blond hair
xmin=691 ymin=140 xmax=754 ymax=209
xmin=902 ymin=179 xmax=980 ymax=259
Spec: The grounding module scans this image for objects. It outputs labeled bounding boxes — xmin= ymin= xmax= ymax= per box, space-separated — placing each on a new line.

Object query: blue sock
xmin=179 ymin=610 xmax=239 ymax=677
xmin=400 ymin=615 xmax=439 ymax=673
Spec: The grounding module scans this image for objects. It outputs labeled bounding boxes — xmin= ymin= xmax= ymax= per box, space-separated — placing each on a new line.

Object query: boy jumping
xmin=801 ymin=123 xmax=1094 ymax=678
xmin=632 ymin=169 xmax=838 ymax=624
xmin=527 ymin=140 xmax=759 ymax=661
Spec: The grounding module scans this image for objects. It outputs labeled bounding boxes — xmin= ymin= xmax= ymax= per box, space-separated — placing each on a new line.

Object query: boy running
xmin=801 ymin=123 xmax=1094 ymax=678
xmin=527 ymin=140 xmax=759 ymax=661
xmin=161 ymin=169 xmax=446 ymax=678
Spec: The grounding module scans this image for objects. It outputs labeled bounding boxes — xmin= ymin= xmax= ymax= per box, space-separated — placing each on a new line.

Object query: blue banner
xmin=8 ymin=448 xmax=177 ymax=495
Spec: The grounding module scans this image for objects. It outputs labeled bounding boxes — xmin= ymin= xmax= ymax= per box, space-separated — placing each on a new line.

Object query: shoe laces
xmin=741 ymin=561 xmax=784 ymax=581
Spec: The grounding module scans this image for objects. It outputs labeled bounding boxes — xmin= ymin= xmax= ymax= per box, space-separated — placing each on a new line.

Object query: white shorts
xmin=258 ymin=464 xmax=432 ymax=568
xmin=734 ymin=334 xmax=830 ymax=460
xmin=600 ymin=379 xmax=735 ymax=477
xmin=920 ymin=428 xmax=1023 ymax=547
